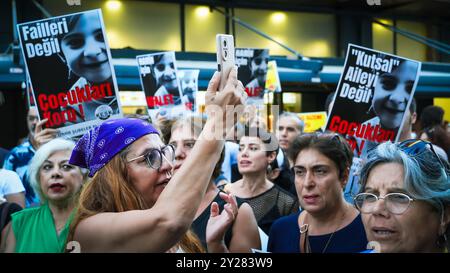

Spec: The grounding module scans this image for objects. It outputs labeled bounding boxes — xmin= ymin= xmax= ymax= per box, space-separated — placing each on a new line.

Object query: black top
xmin=0 ymin=202 xmax=23 ymax=241
xmin=191 ymin=191 xmax=245 ymax=250
xmin=268 ymin=212 xmax=368 ymax=253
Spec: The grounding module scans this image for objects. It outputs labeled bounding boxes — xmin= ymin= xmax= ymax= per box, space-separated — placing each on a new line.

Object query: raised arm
xmin=73 ymin=68 xmax=246 ymax=252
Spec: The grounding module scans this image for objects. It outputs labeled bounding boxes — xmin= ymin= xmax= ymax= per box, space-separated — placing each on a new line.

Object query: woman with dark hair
xmin=223 ymin=127 xmax=298 ymax=236
xmin=268 ymin=133 xmax=367 ymax=253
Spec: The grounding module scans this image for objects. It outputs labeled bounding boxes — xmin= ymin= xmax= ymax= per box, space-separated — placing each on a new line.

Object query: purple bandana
xmin=69 ymin=118 xmax=159 ymax=177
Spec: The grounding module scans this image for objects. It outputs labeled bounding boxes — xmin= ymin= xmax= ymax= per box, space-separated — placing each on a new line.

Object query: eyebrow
xmin=365 ymin=187 xmax=408 ymax=194
xmin=131 ymin=146 xmax=160 ymax=158
xmin=43 ymin=159 xmax=69 ymax=164
xmin=294 ymin=164 xmax=329 ymax=169
xmin=62 ymin=33 xmax=83 ymax=41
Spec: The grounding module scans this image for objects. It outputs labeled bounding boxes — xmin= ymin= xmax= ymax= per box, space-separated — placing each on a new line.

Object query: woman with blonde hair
xmin=1 ymin=138 xmax=86 ymax=252
xmin=169 ymin=115 xmax=261 ymax=252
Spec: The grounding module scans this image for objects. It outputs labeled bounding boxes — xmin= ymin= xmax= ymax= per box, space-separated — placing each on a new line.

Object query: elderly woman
xmin=355 ymin=139 xmax=450 ymax=253
xmin=67 ymin=68 xmax=246 ymax=252
xmin=1 ymin=139 xmax=86 ymax=253
xmin=268 ymin=133 xmax=368 ymax=253
xmin=223 ymin=126 xmax=298 ymax=235
xmin=169 ymin=116 xmax=261 ymax=252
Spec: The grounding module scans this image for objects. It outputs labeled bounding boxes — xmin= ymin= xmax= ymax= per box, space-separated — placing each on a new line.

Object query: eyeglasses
xmin=354 ymin=192 xmax=415 ymax=215
xmin=398 ymin=139 xmax=448 ymax=172
xmin=127 ymin=145 xmax=175 ymax=170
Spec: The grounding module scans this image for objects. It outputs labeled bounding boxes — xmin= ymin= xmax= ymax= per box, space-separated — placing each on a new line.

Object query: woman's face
xmin=169 ymin=125 xmax=197 ymax=174
xmin=154 ymin=54 xmax=178 ymax=92
xmin=61 ymin=12 xmax=111 ymax=84
xmin=39 ymin=150 xmax=84 ymax=203
xmin=238 ymin=136 xmax=273 ymax=175
xmin=293 ymin=148 xmax=345 ymax=214
xmin=373 ymin=61 xmax=416 ymax=130
xmin=126 ymin=134 xmax=173 ymax=207
xmin=361 ymin=162 xmax=441 ymax=253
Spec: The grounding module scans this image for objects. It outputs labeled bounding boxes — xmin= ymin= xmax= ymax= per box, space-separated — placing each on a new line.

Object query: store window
xmin=234 ymin=9 xmax=336 ymax=57
xmin=185 ymin=5 xmax=226 ymax=52
xmin=397 ymin=20 xmax=427 ymax=61
xmin=372 ymin=19 xmax=394 ymax=54
xmin=43 ymin=0 xmax=181 ymax=51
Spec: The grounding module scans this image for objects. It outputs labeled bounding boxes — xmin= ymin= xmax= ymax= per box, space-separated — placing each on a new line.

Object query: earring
xmin=267 ymin=164 xmax=272 ymax=174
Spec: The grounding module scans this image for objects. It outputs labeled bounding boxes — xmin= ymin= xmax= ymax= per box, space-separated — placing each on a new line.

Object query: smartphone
xmin=216 ymin=34 xmax=235 ymax=90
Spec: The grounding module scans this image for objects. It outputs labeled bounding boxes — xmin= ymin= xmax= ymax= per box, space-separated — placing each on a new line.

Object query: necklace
xmin=298 ymin=207 xmax=349 ymax=253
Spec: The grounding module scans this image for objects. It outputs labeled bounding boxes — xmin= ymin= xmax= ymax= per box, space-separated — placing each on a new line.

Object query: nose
xmin=174 ymin=144 xmax=186 ymax=161
xmin=389 ymin=86 xmax=409 ymax=105
xmin=83 ymin=38 xmax=102 ymax=58
xmin=371 ymin=197 xmax=390 ymax=217
xmin=159 ymin=155 xmax=173 ymax=174
xmin=50 ymin=166 xmax=63 ymax=179
xmin=303 ymin=171 xmax=315 ymax=189
xmin=260 ymin=60 xmax=267 ymax=70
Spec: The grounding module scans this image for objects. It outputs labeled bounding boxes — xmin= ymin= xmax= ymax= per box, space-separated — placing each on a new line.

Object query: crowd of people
xmin=0 ymin=67 xmax=449 ymax=253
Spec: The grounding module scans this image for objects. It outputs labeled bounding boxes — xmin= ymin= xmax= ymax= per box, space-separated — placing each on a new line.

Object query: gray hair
xmin=359 ymin=141 xmax=450 ymax=215
xmin=277 ymin=112 xmax=304 ymax=132
xmin=29 ymin=138 xmax=87 ymax=203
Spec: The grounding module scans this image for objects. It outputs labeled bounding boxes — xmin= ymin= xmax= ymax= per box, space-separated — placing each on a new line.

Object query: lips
xmin=279 ymin=140 xmax=288 ymax=146
xmin=156 ymin=178 xmax=170 ymax=187
xmin=383 ymin=106 xmax=404 ymax=114
xmin=82 ymin=59 xmax=108 ymax=68
xmin=303 ymin=194 xmax=319 ymax=205
xmin=49 ymin=183 xmax=66 ymax=192
xmin=239 ymin=160 xmax=252 ymax=167
xmin=371 ymin=226 xmax=397 ymax=240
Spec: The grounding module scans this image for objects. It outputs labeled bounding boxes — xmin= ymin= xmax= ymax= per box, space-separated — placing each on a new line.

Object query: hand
xmin=205 ymin=67 xmax=246 ymax=108
xmin=205 ymin=67 xmax=247 ymax=138
xmin=32 ymin=118 xmax=58 ymax=150
xmin=206 ymin=192 xmax=238 ymax=252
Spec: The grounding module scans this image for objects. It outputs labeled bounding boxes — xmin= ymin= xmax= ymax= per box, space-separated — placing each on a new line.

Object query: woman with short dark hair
xmin=268 ymin=133 xmax=367 ymax=253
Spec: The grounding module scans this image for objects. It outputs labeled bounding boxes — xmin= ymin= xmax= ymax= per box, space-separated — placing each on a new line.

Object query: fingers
xmin=224 ymin=67 xmax=238 ymax=90
xmin=206 ymin=71 xmax=220 ymax=92
xmin=236 ymin=81 xmax=247 ymax=104
xmin=210 ymin=202 xmax=219 ymax=217
xmin=34 ymin=118 xmax=47 ymax=134
xmin=223 ymin=203 xmax=235 ymax=220
xmin=219 ymin=192 xmax=238 ymax=217
xmin=36 ymin=128 xmax=58 ymax=138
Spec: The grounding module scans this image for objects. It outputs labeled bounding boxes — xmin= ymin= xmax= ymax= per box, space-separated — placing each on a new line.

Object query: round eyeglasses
xmin=354 ymin=192 xmax=415 ymax=215
xmin=127 ymin=145 xmax=175 ymax=170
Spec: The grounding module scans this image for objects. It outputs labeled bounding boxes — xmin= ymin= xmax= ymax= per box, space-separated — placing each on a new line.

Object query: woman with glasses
xmin=66 ymin=68 xmax=246 ymax=252
xmin=355 ymin=139 xmax=450 ymax=253
xmin=169 ymin=115 xmax=261 ymax=252
xmin=268 ymin=133 xmax=368 ymax=253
